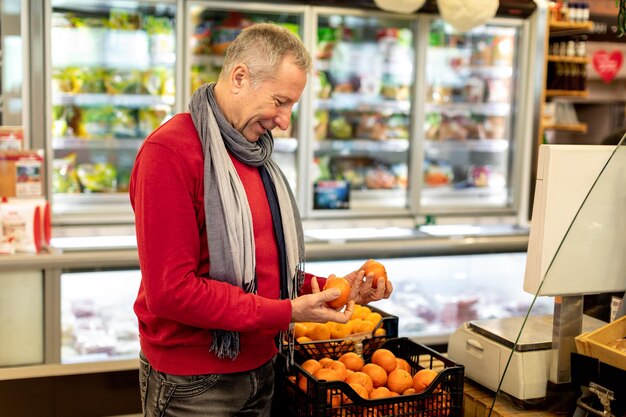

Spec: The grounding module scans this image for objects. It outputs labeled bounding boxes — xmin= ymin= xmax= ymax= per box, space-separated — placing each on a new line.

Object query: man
xmin=130 ymin=23 xmax=392 ymax=417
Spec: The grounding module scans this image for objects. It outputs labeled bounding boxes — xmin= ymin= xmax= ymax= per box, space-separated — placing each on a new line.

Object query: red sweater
xmin=130 ymin=114 xmax=318 ymax=375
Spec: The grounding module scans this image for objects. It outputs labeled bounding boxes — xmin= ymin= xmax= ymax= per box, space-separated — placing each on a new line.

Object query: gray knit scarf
xmin=189 ymin=83 xmax=305 ymax=359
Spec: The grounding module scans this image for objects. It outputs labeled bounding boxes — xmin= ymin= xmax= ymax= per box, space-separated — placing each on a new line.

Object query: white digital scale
xmin=448 ymin=314 xmax=605 ymax=402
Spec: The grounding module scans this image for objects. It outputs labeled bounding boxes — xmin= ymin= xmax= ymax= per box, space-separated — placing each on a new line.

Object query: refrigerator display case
xmin=46 ymin=0 xmax=179 ymax=224
xmin=61 ymin=269 xmax=140 ymax=364
xmin=307 ymin=8 xmax=416 ymax=216
xmin=54 ymin=250 xmax=548 ymax=364
xmin=307 ymin=252 xmax=553 ymax=345
xmin=185 ymin=1 xmax=309 ymax=192
xmin=418 ymin=17 xmax=529 ymax=213
xmin=36 ymin=2 xmax=537 ymax=228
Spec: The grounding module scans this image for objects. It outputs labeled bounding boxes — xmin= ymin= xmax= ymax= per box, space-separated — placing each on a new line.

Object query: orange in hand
xmin=363 ymin=259 xmax=388 ymax=289
xmin=323 ymin=274 xmax=351 ymax=309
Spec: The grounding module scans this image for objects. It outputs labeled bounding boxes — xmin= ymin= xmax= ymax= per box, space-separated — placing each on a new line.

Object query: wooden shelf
xmin=548 ymin=20 xmax=593 ymax=37
xmin=542 ymin=122 xmax=588 ymax=133
xmin=545 ymin=89 xmax=588 ymax=98
xmin=547 ymin=55 xmax=590 ymax=64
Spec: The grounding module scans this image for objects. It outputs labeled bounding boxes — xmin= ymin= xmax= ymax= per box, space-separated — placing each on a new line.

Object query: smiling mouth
xmin=259 ymin=122 xmax=271 ymax=132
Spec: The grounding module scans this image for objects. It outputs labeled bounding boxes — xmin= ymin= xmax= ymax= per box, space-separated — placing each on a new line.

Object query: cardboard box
xmin=0 ymin=150 xmax=44 ymax=198
xmin=575 ymin=315 xmax=626 ymax=371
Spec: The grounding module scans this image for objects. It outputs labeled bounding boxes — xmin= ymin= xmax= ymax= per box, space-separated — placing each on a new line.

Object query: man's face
xmin=232 ymin=57 xmax=307 ymax=142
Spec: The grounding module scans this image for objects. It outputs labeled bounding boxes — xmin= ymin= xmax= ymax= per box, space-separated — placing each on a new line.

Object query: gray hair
xmin=219 ymin=23 xmax=312 ymax=87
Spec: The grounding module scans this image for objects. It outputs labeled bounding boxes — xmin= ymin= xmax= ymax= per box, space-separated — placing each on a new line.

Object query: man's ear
xmin=230 ymin=63 xmax=249 ymax=93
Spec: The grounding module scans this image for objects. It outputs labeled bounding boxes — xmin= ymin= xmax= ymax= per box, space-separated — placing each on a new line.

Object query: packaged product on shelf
xmin=211 ymin=12 xmax=252 ymax=55
xmin=191 ymin=21 xmax=212 ymax=55
xmin=314 ymin=110 xmax=329 ymax=141
xmin=52 ymin=66 xmax=85 ymax=94
xmin=385 ymin=114 xmax=410 ymax=139
xmin=51 ymin=67 xmax=74 ymax=94
xmin=365 ymin=165 xmax=397 ymax=189
xmin=142 ymin=67 xmax=169 ymax=96
xmin=104 ymin=70 xmax=144 ymax=95
xmin=76 ymin=162 xmax=118 ymax=193
xmin=0 ymin=150 xmax=44 ymax=198
xmin=486 ymin=78 xmax=512 ymax=103
xmin=492 ymin=35 xmax=514 ymax=66
xmin=144 ymin=15 xmax=174 ymax=56
xmin=6 ymin=197 xmax=51 ymax=249
xmin=328 ymin=114 xmax=354 ymax=140
xmin=0 ymin=200 xmax=42 ymax=254
xmin=355 ymin=112 xmax=386 ymax=140
xmin=424 ymin=161 xmax=453 ymax=187
xmin=0 ymin=126 xmax=24 ymax=150
xmin=52 ymin=153 xmax=81 ymax=194
xmin=438 ymin=114 xmax=469 ymax=141
xmin=484 ymin=116 xmax=507 ymax=139
xmin=82 ymin=106 xmax=114 ymax=139
xmin=314 ymin=71 xmax=332 ymax=99
xmin=109 ymin=8 xmax=142 ymax=30
xmin=111 ymin=108 xmax=138 ymax=138
xmin=316 ymin=27 xmax=339 ymax=60
xmin=138 ymin=107 xmax=169 ymax=138
xmin=80 ymin=67 xmax=109 ymax=94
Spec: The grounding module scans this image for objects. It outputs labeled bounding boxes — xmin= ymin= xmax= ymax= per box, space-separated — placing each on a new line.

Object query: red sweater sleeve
xmin=300 ymin=272 xmax=326 ymax=295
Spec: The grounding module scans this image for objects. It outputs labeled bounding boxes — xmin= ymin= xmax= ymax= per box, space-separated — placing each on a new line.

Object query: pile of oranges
xmin=289 ymin=347 xmax=449 ymax=416
xmin=295 ymin=304 xmax=387 ymax=343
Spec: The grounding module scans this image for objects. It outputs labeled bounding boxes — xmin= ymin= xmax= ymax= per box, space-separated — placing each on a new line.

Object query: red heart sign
xmin=592 ymin=50 xmax=623 ymax=84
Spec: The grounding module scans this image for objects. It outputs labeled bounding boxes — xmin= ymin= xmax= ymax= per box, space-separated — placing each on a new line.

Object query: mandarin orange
xmin=387 ymin=369 xmax=413 ymax=394
xmin=345 ymin=371 xmax=374 ymax=394
xmin=307 ymin=322 xmax=331 ymax=341
xmin=395 ymin=358 xmax=411 ymax=373
xmin=323 ymin=360 xmax=347 ymax=381
xmin=352 ymin=305 xmax=372 ymax=320
xmin=323 ymin=274 xmax=351 ymax=309
xmin=294 ymin=322 xmax=309 ymax=339
xmin=362 ymin=363 xmax=387 ymax=388
xmin=363 ymin=259 xmax=387 ymax=289
xmin=413 ymin=368 xmax=438 ymax=393
xmin=338 ymin=352 xmax=364 ymax=372
xmin=371 ymin=348 xmax=397 ymax=373
xmin=313 ymin=367 xmax=341 ymax=382
xmin=370 ymin=386 xmax=392 ymax=399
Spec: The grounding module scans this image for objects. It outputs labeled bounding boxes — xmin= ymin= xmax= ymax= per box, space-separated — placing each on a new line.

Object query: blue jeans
xmin=139 ymin=352 xmax=275 ymax=417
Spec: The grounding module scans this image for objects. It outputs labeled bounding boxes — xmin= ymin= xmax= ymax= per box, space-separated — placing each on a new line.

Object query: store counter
xmin=463 ymin=379 xmax=559 ymax=417
xmin=0 ymin=227 xmax=532 ymax=416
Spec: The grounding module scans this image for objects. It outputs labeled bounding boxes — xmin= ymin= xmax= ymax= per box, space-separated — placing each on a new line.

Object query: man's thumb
xmin=324 ymin=288 xmax=341 ymax=301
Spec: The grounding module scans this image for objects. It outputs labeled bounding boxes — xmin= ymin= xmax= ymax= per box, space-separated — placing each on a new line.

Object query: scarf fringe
xmin=210 ymin=330 xmax=240 ymax=360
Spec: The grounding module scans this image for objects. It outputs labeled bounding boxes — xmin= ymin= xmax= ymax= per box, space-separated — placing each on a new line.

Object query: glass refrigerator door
xmin=308 ymin=9 xmax=415 ymax=216
xmin=1 ymin=0 xmax=25 ymax=143
xmin=420 ymin=18 xmax=523 ymax=212
xmin=186 ymin=2 xmax=307 ymax=192
xmin=48 ymin=0 xmax=178 ymax=223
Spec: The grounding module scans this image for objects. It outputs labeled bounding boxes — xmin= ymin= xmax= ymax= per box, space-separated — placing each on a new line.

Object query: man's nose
xmin=274 ymin=107 xmax=292 ymax=131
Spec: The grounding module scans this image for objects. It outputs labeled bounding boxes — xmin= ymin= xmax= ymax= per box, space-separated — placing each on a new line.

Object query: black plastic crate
xmin=294 ymin=304 xmax=399 ymax=360
xmin=275 ymin=337 xmax=464 ymax=417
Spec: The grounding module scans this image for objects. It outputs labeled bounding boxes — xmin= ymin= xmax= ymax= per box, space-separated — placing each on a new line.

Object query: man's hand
xmin=343 ymin=265 xmax=393 ymax=305
xmin=291 ymin=283 xmax=354 ymax=323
